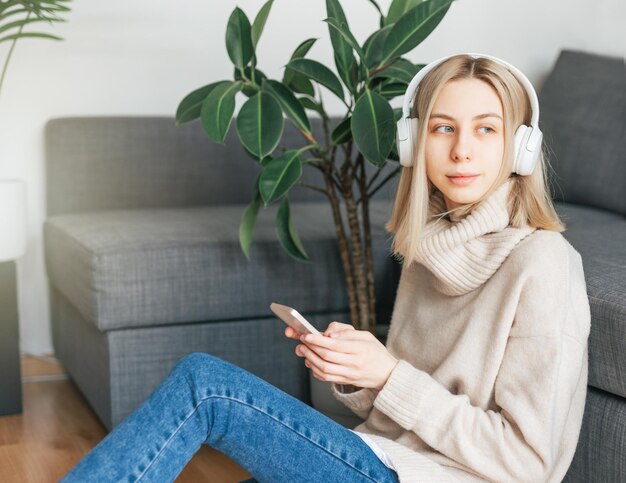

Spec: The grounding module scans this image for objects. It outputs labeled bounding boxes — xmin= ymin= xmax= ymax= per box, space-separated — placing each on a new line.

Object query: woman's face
xmin=424 ymin=78 xmax=505 ymax=211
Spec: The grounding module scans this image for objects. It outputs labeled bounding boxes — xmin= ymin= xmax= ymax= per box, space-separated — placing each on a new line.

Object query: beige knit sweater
xmin=331 ymin=179 xmax=591 ymax=483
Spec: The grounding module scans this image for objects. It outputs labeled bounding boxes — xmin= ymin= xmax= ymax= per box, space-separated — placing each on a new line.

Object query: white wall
xmin=0 ymin=0 xmax=622 ymax=356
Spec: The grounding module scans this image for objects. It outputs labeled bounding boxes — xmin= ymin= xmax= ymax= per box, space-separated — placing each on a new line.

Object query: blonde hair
xmin=385 ymin=54 xmax=565 ymax=268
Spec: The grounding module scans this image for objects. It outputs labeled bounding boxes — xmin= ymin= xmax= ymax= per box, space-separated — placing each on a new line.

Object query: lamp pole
xmin=0 ymin=260 xmax=21 ymax=415
xmin=0 ymin=179 xmax=27 ymax=416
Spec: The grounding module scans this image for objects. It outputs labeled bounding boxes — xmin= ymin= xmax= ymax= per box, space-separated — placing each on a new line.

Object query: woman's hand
xmin=289 ymin=322 xmax=399 ymax=391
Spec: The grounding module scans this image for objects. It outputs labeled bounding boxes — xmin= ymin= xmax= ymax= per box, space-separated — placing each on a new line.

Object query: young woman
xmin=61 ymin=54 xmax=591 ymax=483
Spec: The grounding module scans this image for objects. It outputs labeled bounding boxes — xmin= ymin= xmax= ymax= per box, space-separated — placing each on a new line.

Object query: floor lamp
xmin=0 ymin=179 xmax=27 ymax=416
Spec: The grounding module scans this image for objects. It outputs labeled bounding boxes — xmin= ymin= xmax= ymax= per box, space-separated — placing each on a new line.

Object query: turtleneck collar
xmin=413 ymin=179 xmax=537 ymax=296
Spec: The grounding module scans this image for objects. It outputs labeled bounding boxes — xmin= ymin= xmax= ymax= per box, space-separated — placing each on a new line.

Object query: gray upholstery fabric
xmin=563 ymin=387 xmax=626 ymax=482
xmin=50 ymin=287 xmax=113 ymax=426
xmin=51 ymin=285 xmax=362 ymax=431
xmin=44 ymin=116 xmax=397 ymax=216
xmin=539 ymin=49 xmax=626 ymax=215
xmin=44 ymin=200 xmax=400 ymax=331
xmin=555 ymin=202 xmax=626 ymax=398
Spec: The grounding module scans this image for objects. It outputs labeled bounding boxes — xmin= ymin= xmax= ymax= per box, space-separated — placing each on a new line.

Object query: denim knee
xmin=172 ymin=352 xmax=221 ymax=374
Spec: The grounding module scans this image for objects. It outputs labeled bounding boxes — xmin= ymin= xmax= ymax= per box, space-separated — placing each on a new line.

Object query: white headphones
xmin=396 ymin=52 xmax=542 ymax=176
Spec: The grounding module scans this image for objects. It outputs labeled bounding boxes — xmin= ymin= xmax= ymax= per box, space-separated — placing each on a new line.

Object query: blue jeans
xmin=61 ymin=352 xmax=401 ymax=483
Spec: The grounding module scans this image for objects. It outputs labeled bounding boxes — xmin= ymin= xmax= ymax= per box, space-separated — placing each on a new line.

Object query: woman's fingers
xmin=284 ymin=326 xmax=300 ymax=340
xmin=324 ymin=321 xmax=355 ymax=336
xmin=298 ymin=344 xmax=352 ymax=378
xmin=305 ymin=354 xmax=348 ymax=384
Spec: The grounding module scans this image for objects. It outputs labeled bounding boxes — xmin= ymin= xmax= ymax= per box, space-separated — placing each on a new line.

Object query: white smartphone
xmin=270 ymin=302 xmax=321 ymax=337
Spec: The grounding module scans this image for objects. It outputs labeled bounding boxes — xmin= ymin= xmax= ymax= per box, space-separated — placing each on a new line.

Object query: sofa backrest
xmin=538 ymin=49 xmax=625 ymax=215
xmin=45 ymin=116 xmax=397 ymax=216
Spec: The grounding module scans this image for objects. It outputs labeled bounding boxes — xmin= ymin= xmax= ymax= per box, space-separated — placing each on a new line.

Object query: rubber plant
xmin=176 ymin=0 xmax=455 ymax=334
xmin=0 ymin=0 xmax=71 ymax=97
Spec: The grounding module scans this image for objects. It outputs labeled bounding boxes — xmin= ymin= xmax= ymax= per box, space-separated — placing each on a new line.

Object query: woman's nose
xmin=451 ymin=131 xmax=473 ymax=161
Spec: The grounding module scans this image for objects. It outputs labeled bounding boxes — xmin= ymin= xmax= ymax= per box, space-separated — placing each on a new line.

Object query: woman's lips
xmin=447 ymin=175 xmax=479 ymax=186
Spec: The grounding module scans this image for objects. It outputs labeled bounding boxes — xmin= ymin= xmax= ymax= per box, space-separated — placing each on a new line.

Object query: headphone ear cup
xmin=513 ymin=124 xmax=542 ymax=176
xmin=399 ymin=118 xmax=419 ymax=167
xmin=513 ymin=125 xmax=530 ymax=175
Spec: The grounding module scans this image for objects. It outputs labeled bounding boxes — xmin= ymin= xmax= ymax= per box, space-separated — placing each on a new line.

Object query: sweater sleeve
xmin=330 ymin=383 xmax=380 ymax=421
xmin=372 ymin=248 xmax=591 ymax=482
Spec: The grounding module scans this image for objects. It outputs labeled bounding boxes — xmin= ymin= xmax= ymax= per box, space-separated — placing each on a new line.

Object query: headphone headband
xmin=401 ymin=52 xmax=540 ymax=127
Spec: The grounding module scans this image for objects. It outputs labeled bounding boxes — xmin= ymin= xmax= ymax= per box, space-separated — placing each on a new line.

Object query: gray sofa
xmin=44 ymin=49 xmax=624 ymax=481
xmin=44 ymin=114 xmax=401 ymax=431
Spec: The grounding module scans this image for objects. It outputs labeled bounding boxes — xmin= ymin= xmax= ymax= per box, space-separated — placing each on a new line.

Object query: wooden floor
xmin=0 ymin=356 xmax=252 ymax=482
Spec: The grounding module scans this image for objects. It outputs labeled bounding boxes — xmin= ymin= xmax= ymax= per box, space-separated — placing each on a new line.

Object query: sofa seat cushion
xmin=555 ymin=202 xmax=626 ymax=398
xmin=44 ymin=200 xmax=398 ymax=332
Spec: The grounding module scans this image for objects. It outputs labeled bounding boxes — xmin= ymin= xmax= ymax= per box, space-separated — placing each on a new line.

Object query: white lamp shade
xmin=0 ymin=179 xmax=27 ymax=262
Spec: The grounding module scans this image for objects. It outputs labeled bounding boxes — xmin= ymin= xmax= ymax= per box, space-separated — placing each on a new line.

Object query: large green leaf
xmin=324 ymin=17 xmax=369 ymax=90
xmin=283 ymin=38 xmax=317 ymax=86
xmin=363 ymin=24 xmax=393 ymax=70
xmin=251 ymin=0 xmax=274 ymax=49
xmin=286 ymin=58 xmax=344 ymax=102
xmin=243 ymin=145 xmax=272 ymax=166
xmin=351 ymin=88 xmax=395 ymax=167
xmin=236 ymin=91 xmax=284 ymax=158
xmin=263 ymin=79 xmax=312 ymax=135
xmin=298 ymin=96 xmax=324 ymax=116
xmin=239 ymin=186 xmax=262 ymax=260
xmin=259 ymin=150 xmax=303 ymax=206
xmin=176 ymin=81 xmax=227 ymax=126
xmin=276 ymin=198 xmax=309 ymax=262
xmin=388 ymin=141 xmax=400 ymax=162
xmin=323 ymin=17 xmax=366 ymax=62
xmin=386 ymin=0 xmax=425 ymax=25
xmin=377 ymin=81 xmax=408 ymax=100
xmin=331 ymin=116 xmax=353 ymax=144
xmin=325 ymin=0 xmax=358 ymax=94
xmin=226 ymin=7 xmax=254 ymax=70
xmin=381 ymin=0 xmax=453 ymax=65
xmin=325 ymin=1 xmax=353 ymax=63
xmin=288 ymin=72 xmax=315 ymax=97
xmin=333 ymin=52 xmax=360 ymax=98
xmin=200 ymin=81 xmax=243 ymax=143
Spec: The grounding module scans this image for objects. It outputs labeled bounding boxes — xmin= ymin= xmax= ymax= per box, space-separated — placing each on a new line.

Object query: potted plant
xmin=176 ymin=0 xmax=454 ymax=339
xmin=0 ymin=0 xmax=71 ymax=96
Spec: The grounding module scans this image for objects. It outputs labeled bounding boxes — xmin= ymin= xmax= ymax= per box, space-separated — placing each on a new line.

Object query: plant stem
xmin=311 ymin=149 xmax=343 ymax=193
xmin=297 ymin=182 xmax=327 ymax=196
xmin=358 ymin=165 xmax=401 ymax=204
xmin=341 ymin=155 xmax=370 ymax=332
xmin=358 ymin=153 xmax=377 ymax=332
xmin=366 ymin=165 xmax=384 ymax=191
xmin=322 ymin=161 xmax=359 ymax=325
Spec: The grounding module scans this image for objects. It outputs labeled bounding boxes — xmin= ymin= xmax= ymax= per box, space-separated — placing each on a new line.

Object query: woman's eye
xmin=434 ymin=125 xmax=453 ymax=133
xmin=479 ymin=126 xmax=495 ymax=133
